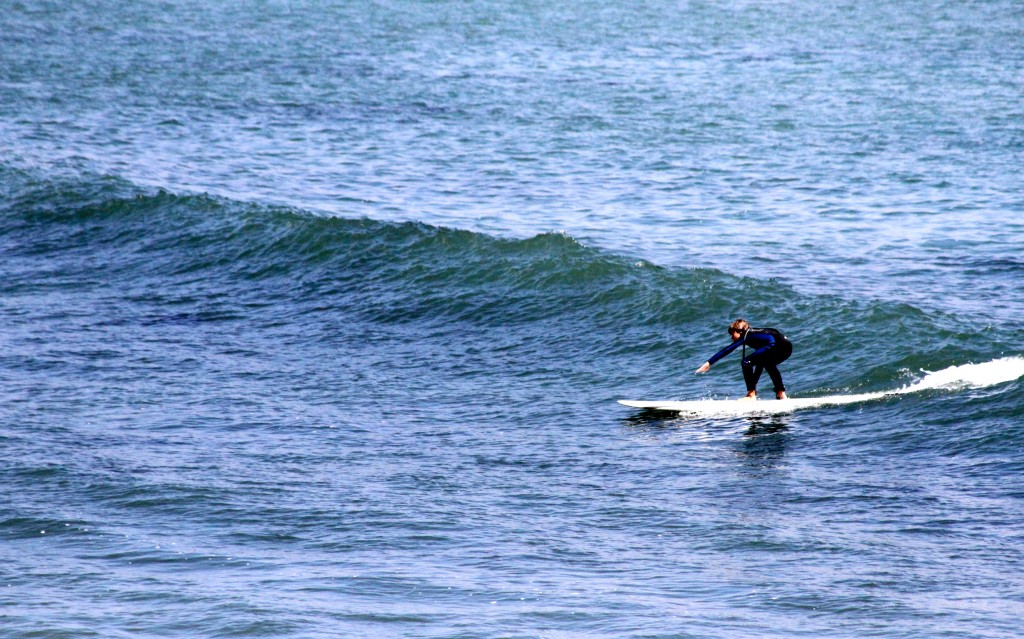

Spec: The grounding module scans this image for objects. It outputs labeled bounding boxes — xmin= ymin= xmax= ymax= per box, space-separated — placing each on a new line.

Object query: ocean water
xmin=2 ymin=1 xmax=1023 ymax=637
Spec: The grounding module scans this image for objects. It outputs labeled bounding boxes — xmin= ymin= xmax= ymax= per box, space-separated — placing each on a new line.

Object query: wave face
xmin=0 ymin=169 xmax=1002 ymax=396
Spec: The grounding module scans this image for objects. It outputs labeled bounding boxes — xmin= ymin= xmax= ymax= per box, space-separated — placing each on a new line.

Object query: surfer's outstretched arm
xmin=697 ymin=324 xmax=747 ymax=373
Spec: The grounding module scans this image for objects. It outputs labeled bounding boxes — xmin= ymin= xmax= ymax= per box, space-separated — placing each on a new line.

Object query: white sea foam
xmin=896 ymin=357 xmax=1024 ymax=394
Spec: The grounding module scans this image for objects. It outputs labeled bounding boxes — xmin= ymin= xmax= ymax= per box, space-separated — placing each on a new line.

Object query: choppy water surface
xmin=2 ymin=1 xmax=1023 ymax=637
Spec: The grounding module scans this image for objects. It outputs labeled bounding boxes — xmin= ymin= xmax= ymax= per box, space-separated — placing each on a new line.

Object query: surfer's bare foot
xmin=776 ymin=391 xmax=787 ymax=400
xmin=738 ymin=392 xmax=757 ymax=402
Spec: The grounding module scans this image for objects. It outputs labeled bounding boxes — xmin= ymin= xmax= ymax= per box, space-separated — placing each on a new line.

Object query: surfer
xmin=695 ymin=319 xmax=792 ymax=400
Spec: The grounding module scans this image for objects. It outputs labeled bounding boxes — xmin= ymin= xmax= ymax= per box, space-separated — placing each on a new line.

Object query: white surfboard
xmin=619 ymin=357 xmax=1024 ymax=418
xmin=618 ymin=393 xmax=889 ymax=417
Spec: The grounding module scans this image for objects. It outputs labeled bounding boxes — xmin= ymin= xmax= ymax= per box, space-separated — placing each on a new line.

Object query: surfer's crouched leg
xmin=769 ymin=341 xmax=792 ymax=399
xmin=742 ymin=359 xmax=762 ymax=393
xmin=765 ymin=364 xmax=785 ymax=396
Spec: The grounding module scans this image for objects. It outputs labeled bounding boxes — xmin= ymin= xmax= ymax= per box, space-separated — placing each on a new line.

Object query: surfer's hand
xmin=695 ymin=362 xmax=710 ymax=374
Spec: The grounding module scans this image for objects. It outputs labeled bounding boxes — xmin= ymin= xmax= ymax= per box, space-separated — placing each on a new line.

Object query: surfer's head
xmin=728 ymin=319 xmax=749 ymax=340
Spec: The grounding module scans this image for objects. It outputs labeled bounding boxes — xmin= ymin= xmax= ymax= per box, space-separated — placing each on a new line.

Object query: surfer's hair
xmin=729 ymin=319 xmax=750 ymax=334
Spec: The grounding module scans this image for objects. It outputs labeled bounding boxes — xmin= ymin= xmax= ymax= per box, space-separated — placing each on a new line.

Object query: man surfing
xmin=695 ymin=319 xmax=792 ymax=400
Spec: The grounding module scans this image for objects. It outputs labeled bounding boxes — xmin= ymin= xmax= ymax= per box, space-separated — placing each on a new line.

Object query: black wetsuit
xmin=707 ymin=327 xmax=793 ymax=394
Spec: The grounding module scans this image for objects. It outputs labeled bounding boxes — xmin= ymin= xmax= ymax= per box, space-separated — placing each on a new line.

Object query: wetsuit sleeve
xmin=707 ymin=339 xmax=742 ymax=366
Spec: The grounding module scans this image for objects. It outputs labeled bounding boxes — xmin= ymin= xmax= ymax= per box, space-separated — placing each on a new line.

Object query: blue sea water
xmin=2 ymin=1 xmax=1023 ymax=637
